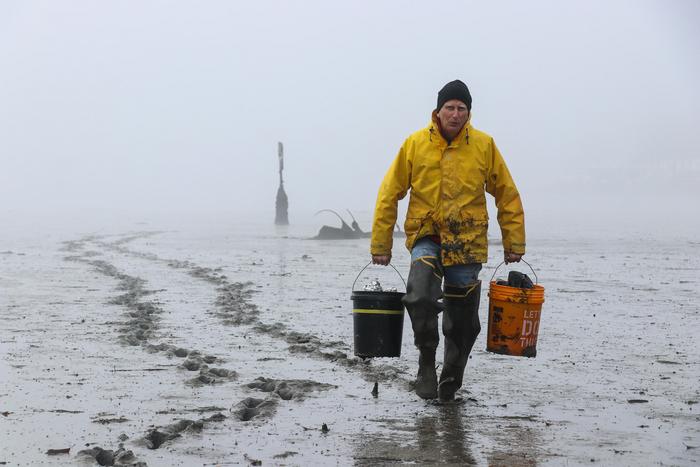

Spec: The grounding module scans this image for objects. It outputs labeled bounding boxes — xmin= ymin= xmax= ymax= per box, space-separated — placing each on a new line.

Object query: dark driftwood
xmin=312 ymin=209 xmax=404 ymax=240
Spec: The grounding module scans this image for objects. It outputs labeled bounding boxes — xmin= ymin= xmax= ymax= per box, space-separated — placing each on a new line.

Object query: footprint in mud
xmin=180 ymin=352 xmax=236 ymax=386
xmin=144 ymin=419 xmax=203 ymax=449
xmin=186 ymin=366 xmax=238 ymax=386
xmin=215 ymin=283 xmax=259 ymax=325
xmin=146 ymin=343 xmax=214 ymax=361
xmin=246 ymin=377 xmax=336 ymax=401
xmin=144 ymin=345 xmax=232 ymax=386
xmin=171 ymin=347 xmax=190 ymax=358
xmin=77 ymin=445 xmax=143 ymax=466
xmin=231 ymin=397 xmax=278 ymax=422
xmin=182 ymin=358 xmax=203 ymax=371
xmin=142 ymin=412 xmax=227 ymax=450
xmin=188 ymin=266 xmax=228 ymax=285
xmin=180 ymin=353 xmax=219 ymax=371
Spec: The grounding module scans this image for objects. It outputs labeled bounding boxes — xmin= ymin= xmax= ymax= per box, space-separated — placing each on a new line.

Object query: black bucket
xmin=351 ymin=263 xmax=406 ymax=358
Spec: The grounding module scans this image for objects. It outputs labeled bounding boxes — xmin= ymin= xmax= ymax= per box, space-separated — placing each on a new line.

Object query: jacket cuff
xmin=503 ymin=241 xmax=526 ymax=255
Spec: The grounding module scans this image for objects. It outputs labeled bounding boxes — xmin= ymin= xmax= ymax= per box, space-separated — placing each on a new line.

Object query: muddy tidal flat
xmin=1 ymin=224 xmax=699 ymax=466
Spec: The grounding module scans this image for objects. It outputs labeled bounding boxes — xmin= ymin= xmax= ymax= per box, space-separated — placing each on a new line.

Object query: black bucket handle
xmin=490 ymin=259 xmax=539 ymax=284
xmin=352 ymin=261 xmax=407 ymax=292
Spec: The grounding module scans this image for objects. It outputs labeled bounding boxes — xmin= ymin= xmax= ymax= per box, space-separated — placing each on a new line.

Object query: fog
xmin=1 ymin=0 xmax=698 ymax=236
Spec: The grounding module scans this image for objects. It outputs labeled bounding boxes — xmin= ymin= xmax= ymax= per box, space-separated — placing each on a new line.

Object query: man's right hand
xmin=372 ymin=254 xmax=391 ymax=266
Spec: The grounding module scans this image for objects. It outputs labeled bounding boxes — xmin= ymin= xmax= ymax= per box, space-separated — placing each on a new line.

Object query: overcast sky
xmin=1 ymin=1 xmax=698 ymax=235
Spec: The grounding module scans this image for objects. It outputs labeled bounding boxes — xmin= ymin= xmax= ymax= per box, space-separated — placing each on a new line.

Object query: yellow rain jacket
xmin=371 ymin=114 xmax=525 ymax=266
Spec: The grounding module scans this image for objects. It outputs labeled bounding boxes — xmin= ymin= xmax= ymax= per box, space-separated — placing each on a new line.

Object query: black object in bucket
xmin=507 ymin=270 xmax=534 ymax=289
xmin=351 ymin=262 xmax=406 ymax=358
xmin=491 ymin=261 xmax=538 ymax=290
xmin=495 ymin=271 xmax=534 ymax=289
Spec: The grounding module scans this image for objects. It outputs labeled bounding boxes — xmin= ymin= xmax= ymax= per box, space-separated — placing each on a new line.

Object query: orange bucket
xmin=486 ymin=261 xmax=545 ymax=357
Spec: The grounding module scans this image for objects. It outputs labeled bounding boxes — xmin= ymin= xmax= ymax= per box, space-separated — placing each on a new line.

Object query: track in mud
xmin=94 ymin=232 xmax=414 ymax=386
xmin=91 ymin=232 xmax=411 ymax=386
xmin=57 ymin=231 xmax=420 ymax=465
xmin=58 ymin=233 xmax=350 ymax=465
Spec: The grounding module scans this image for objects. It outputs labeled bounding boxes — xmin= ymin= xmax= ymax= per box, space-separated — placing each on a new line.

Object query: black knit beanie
xmin=436 ymin=80 xmax=472 ymax=111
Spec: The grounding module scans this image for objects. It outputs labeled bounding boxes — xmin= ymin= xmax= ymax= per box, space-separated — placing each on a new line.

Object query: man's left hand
xmin=505 ymin=252 xmax=523 ymax=264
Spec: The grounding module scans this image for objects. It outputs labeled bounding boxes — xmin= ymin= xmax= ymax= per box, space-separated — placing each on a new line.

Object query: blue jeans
xmin=410 ymin=237 xmax=482 ymax=287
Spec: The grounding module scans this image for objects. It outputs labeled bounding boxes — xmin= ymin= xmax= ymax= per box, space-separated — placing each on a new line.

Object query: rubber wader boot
xmin=438 ymin=281 xmax=481 ymax=402
xmin=402 ymin=257 xmax=443 ymax=399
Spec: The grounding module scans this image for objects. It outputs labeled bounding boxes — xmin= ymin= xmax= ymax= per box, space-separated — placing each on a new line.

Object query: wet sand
xmin=1 ymin=225 xmax=698 ymax=466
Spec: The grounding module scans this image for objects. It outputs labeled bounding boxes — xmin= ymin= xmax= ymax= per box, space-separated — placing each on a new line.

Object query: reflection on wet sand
xmin=352 ymin=402 xmax=544 ymax=466
xmin=351 ymin=404 xmax=476 ymax=465
xmin=417 ymin=406 xmax=476 ymax=465
xmin=273 ymin=225 xmax=289 ymax=304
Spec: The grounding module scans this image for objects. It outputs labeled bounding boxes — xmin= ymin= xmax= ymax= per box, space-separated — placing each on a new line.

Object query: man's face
xmin=436 ymin=99 xmax=470 ymax=140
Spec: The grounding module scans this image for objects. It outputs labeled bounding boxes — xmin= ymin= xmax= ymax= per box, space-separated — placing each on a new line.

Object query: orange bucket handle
xmin=490 ymin=259 xmax=539 ymax=284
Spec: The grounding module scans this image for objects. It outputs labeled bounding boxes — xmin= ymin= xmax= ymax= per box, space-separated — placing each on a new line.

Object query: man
xmin=370 ymin=80 xmax=525 ymax=401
